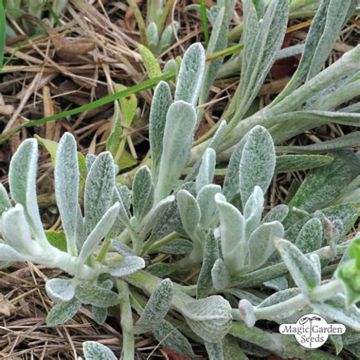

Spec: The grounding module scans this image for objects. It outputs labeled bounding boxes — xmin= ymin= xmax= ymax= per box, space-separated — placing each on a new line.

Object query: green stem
xmin=142 ymin=231 xmax=179 ymax=255
xmin=117 ymin=280 xmax=135 ymax=360
xmin=96 ymin=235 xmax=112 ymax=263
xmin=200 ymin=0 xmax=209 ymax=47
xmin=127 ymin=0 xmax=148 ymax=46
xmin=253 ymin=279 xmax=343 ymax=322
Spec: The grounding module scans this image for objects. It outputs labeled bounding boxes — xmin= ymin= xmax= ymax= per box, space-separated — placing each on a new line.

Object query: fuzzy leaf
xmin=153 ymin=320 xmax=195 ymax=357
xmin=136 ymin=279 xmax=173 ymax=330
xmin=55 ymin=133 xmax=79 ymax=256
xmin=177 ymin=190 xmax=201 ymax=237
xmin=149 ymin=81 xmax=173 ymax=182
xmin=175 ymin=43 xmax=205 ymax=105
xmin=244 ymin=186 xmax=264 ymax=238
xmin=276 ymin=239 xmax=321 ymax=295
xmin=205 ymin=341 xmax=224 ymax=360
xmin=9 ymin=139 xmax=46 ymax=242
xmin=289 ymin=151 xmax=360 ymax=213
xmin=223 ymin=136 xmax=247 ymax=201
xmin=215 ymin=194 xmax=246 ymax=273
xmin=1 ymin=204 xmax=36 ymax=255
xmin=312 ymin=295 xmax=360 ymax=331
xmin=295 ymin=218 xmax=323 ymax=253
xmin=197 ymin=233 xmax=219 ymax=298
xmin=139 ymin=44 xmax=162 ymax=79
xmin=196 ymin=148 xmax=216 ymax=193
xmin=211 ymin=258 xmax=231 ymax=290
xmin=181 ymin=295 xmax=232 ymax=343
xmin=262 ymin=204 xmax=289 ymax=223
xmin=275 ymin=154 xmax=334 ymax=173
xmin=46 ymin=278 xmax=75 ymax=303
xmin=0 ymin=243 xmax=26 ymax=262
xmin=108 ymin=256 xmax=145 ymax=277
xmin=155 ymin=101 xmax=196 ymax=201
xmin=0 ymin=184 xmax=11 ymax=216
xmin=133 ymin=166 xmax=154 ymax=221
xmin=248 ymin=221 xmax=284 ymax=270
xmin=47 ymin=297 xmax=81 ymax=326
xmin=239 ymin=126 xmax=276 ymax=205
xmin=84 ymin=152 xmax=115 ymax=231
xmin=197 ymin=184 xmax=221 ymax=228
xmin=83 ymin=341 xmax=117 ymax=360
xmin=141 ymin=195 xmax=175 ymax=237
xmin=79 ymin=203 xmax=120 ymax=264
xmin=92 ymin=306 xmax=108 ymax=325
xmin=234 ymin=0 xmax=289 ymax=118
xmin=75 ymin=284 xmax=120 ymax=307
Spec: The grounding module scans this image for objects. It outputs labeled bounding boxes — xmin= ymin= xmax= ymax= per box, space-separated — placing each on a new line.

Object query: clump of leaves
xmin=1 ymin=40 xmax=360 ymax=359
xmin=1 ymin=1 xmax=360 ymax=357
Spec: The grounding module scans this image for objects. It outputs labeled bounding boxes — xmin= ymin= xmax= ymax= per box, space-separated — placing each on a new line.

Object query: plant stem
xmin=96 ymin=235 xmax=112 ymax=263
xmin=117 ymin=280 xmax=135 ymax=360
xmin=127 ymin=0 xmax=148 ymax=46
xmin=142 ymin=231 xmax=179 ymax=254
xmin=200 ymin=0 xmax=209 ymax=47
xmin=253 ymin=279 xmax=343 ymax=322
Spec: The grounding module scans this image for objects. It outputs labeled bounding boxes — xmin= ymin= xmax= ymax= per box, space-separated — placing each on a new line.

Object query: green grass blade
xmin=0 ymin=70 xmax=176 ymax=144
xmin=200 ymin=0 xmax=209 ymax=47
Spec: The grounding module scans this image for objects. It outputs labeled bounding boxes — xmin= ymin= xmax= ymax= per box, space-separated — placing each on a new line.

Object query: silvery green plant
xmin=190 ymin=0 xmax=360 ymax=171
xmin=1 ymin=38 xmax=360 ymax=360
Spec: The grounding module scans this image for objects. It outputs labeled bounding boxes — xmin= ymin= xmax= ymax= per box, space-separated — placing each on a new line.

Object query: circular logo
xmin=279 ymin=313 xmax=346 ymax=349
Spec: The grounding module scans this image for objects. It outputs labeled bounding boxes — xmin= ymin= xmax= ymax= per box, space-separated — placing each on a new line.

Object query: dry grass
xmin=0 ymin=0 xmax=359 ymax=358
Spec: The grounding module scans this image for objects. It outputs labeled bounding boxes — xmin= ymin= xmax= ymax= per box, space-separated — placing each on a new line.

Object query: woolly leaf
xmin=55 ymin=133 xmax=79 ymax=256
xmin=275 ymin=154 xmax=334 ymax=173
xmin=197 ymin=184 xmax=221 ymax=228
xmin=205 ymin=341 xmax=224 ymax=360
xmin=155 ymin=101 xmax=196 ymax=201
xmin=83 ymin=341 xmax=117 ymax=360
xmin=197 ymin=233 xmax=219 ymax=298
xmin=295 ymin=218 xmax=323 ymax=253
xmin=276 ymin=239 xmax=321 ymax=295
xmin=0 ymin=183 xmax=11 ymax=216
xmin=141 ymin=195 xmax=175 ymax=237
xmin=215 ymin=193 xmax=246 ymax=273
xmin=196 ymin=148 xmax=216 ymax=193
xmin=108 ymin=256 xmax=145 ymax=277
xmin=312 ymin=295 xmax=360 ymax=331
xmin=248 ymin=221 xmax=284 ymax=271
xmin=136 ymin=279 xmax=173 ymax=331
xmin=46 ymin=278 xmax=75 ymax=303
xmin=133 ymin=166 xmax=154 ymax=222
xmin=153 ymin=320 xmax=195 ymax=357
xmin=239 ymin=126 xmax=276 ymax=205
xmin=84 ymin=152 xmax=115 ymax=233
xmin=211 ymin=258 xmax=231 ymax=290
xmin=47 ymin=297 xmax=81 ymax=326
xmin=149 ymin=81 xmax=173 ymax=182
xmin=75 ymin=284 xmax=120 ymax=307
xmin=9 ymin=139 xmax=46 ymax=242
xmin=175 ymin=43 xmax=205 ymax=105
xmin=79 ymin=203 xmax=120 ymax=264
xmin=1 ymin=204 xmax=36 ymax=255
xmin=0 ymin=244 xmax=26 ymax=262
xmin=244 ymin=186 xmax=264 ymax=238
xmin=177 ymin=190 xmax=201 ymax=237
xmin=92 ymin=306 xmax=108 ymax=325
xmin=139 ymin=44 xmax=162 ymax=79
xmin=181 ymin=295 xmax=232 ymax=343
xmin=262 ymin=204 xmax=289 ymax=223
